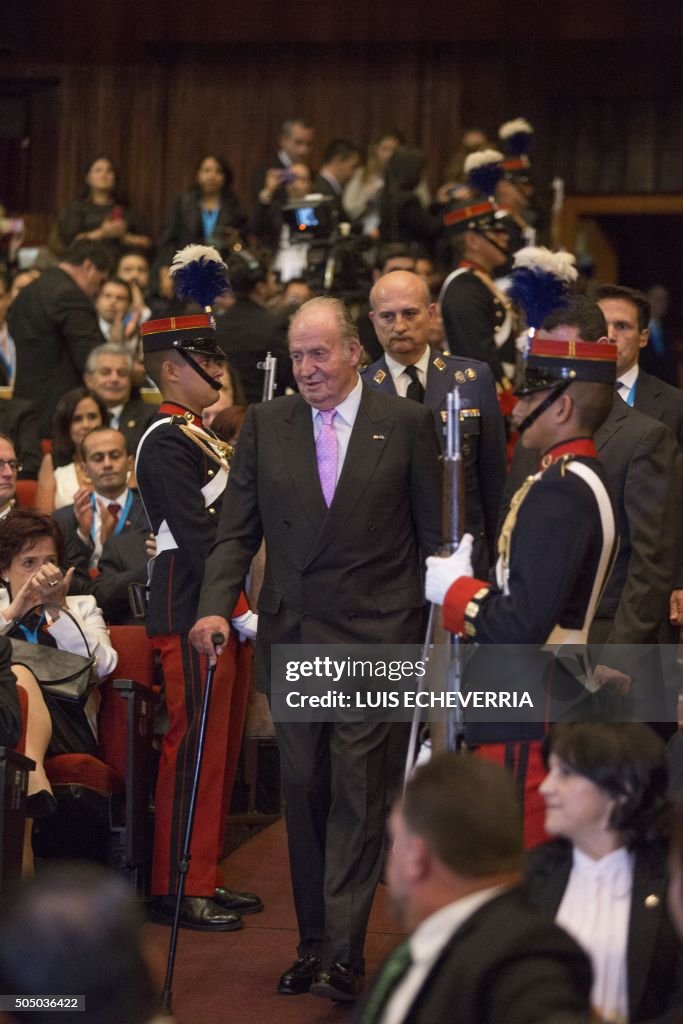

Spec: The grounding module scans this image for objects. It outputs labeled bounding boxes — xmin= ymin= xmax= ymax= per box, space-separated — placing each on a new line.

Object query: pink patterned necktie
xmin=316 ymin=408 xmax=337 ymax=507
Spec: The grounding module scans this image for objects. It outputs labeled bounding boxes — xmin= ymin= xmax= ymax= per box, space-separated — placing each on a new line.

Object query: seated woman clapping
xmin=0 ymin=510 xmax=117 ymax=759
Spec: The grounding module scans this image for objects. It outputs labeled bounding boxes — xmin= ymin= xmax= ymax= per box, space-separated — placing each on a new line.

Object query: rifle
xmin=403 ymin=386 xmax=466 ymax=788
xmin=258 ymin=351 xmax=278 ymax=402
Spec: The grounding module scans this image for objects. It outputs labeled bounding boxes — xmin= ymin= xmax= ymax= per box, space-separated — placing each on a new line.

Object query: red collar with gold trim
xmin=458 ymin=259 xmax=487 ymax=273
xmin=159 ymin=402 xmax=203 ymax=428
xmin=539 ymin=438 xmax=597 ymax=470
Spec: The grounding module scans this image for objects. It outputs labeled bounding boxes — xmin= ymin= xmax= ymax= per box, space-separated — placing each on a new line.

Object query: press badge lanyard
xmin=89 ymin=489 xmax=134 ymax=546
xmin=19 ymin=612 xmax=45 ymax=644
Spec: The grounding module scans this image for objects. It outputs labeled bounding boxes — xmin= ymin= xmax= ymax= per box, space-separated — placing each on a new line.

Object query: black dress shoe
xmin=277 ymin=955 xmax=322 ymax=995
xmin=213 ymin=887 xmax=264 ymax=915
xmin=149 ymin=896 xmax=243 ymax=932
xmin=310 ymin=962 xmax=364 ymax=1002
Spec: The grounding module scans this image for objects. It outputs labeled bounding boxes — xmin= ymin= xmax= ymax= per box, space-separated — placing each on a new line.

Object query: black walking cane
xmin=160 ymin=631 xmax=225 ymax=1014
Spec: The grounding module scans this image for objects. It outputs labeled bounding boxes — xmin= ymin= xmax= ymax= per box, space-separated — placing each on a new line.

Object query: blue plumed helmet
xmin=508 ymin=246 xmax=578 ymax=332
xmin=169 ymin=244 xmax=231 ymax=309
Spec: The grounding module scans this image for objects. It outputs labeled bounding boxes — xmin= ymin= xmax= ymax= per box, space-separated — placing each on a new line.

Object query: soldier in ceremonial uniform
xmin=438 ymin=153 xmax=516 ymax=387
xmin=426 ymin=296 xmax=619 ymax=844
xmin=137 ymin=310 xmax=261 ymax=931
xmin=364 ymin=269 xmax=506 ymax=576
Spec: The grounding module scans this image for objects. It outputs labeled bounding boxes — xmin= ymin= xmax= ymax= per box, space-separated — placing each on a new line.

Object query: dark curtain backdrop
xmin=2 ymin=38 xmax=682 ymax=237
xmin=5 ymin=46 xmax=475 ymax=233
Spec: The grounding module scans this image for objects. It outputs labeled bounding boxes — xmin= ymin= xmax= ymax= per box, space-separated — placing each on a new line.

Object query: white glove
xmin=231 ymin=609 xmax=258 ymax=642
xmin=425 ymin=534 xmax=474 ymax=605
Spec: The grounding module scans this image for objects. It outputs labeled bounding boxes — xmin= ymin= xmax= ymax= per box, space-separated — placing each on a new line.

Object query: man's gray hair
xmin=85 ymin=344 xmax=133 ymax=375
xmin=289 ymin=296 xmax=359 ymax=355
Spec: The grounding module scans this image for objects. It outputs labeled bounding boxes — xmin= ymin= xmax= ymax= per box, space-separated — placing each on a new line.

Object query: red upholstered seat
xmin=15 ymin=479 xmax=38 ymax=510
xmin=38 ymin=626 xmax=156 ymax=886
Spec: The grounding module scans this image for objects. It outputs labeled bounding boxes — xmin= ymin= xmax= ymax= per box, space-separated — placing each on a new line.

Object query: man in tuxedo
xmin=9 ymin=240 xmax=110 ymax=437
xmin=365 ymin=270 xmax=506 ymax=576
xmin=84 ymin=344 xmax=157 ymax=456
xmin=191 ymin=296 xmax=442 ymax=1001
xmin=359 ymin=754 xmax=591 ymax=1024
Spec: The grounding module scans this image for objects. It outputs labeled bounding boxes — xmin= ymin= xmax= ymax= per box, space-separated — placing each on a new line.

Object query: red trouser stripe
xmin=150 ymin=632 xmax=252 ymax=896
xmin=475 ymin=740 xmax=548 ymax=849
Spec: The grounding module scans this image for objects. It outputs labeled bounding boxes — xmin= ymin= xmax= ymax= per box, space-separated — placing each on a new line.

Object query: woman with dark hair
xmin=35 ymin=387 xmax=108 ymax=514
xmin=0 ymin=510 xmax=117 ymax=870
xmin=0 ymin=509 xmax=117 ymax=746
xmin=343 ymin=129 xmax=404 ymax=233
xmin=157 ymin=154 xmax=248 ymax=300
xmin=525 ymin=722 xmax=683 ymax=1023
xmin=378 ymin=147 xmax=443 ymax=253
xmin=56 ymin=156 xmax=152 ymax=260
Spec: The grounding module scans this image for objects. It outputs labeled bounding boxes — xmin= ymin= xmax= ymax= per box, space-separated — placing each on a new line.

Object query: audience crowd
xmin=0 ymin=114 xmax=682 ymax=1022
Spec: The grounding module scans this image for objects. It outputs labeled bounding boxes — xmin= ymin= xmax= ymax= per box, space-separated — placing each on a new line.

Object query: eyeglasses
xmin=0 ymin=460 xmax=22 ymax=473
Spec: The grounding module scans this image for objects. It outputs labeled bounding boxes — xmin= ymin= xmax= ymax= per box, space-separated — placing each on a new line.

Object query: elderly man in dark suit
xmin=83 ymin=343 xmax=157 ymax=456
xmin=356 ymin=754 xmax=591 ymax=1024
xmin=191 ymin=296 xmax=442 ymax=1002
xmin=9 ymin=240 xmax=110 ymax=437
xmin=364 ymin=269 xmax=506 ymax=577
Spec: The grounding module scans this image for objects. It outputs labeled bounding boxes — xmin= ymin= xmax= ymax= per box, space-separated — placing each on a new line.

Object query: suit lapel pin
xmin=466 ymin=368 xmax=477 ymax=380
xmin=644 ymin=894 xmax=660 ymax=908
xmin=433 ymin=357 xmax=446 ymax=372
xmin=373 ymin=370 xmax=386 ymax=384
xmin=455 ymin=371 xmax=466 ymax=384
xmin=373 ymin=434 xmax=385 ymax=440
xmin=127 ymin=419 xmax=136 ymax=428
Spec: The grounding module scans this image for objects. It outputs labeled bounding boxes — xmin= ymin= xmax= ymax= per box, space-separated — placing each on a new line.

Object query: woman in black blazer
xmin=525 ymin=722 xmax=683 ymax=1024
xmin=157 ymin=154 xmax=248 ymax=300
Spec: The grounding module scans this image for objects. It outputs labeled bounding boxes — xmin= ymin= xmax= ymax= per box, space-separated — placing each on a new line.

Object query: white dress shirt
xmin=615 ymin=364 xmax=639 ymax=407
xmin=310 ymin=374 xmax=362 ymax=484
xmin=381 ymin=885 xmax=506 ymax=1024
xmin=384 ymin=348 xmax=431 ymax=398
xmin=556 ymin=845 xmax=633 ymax=1024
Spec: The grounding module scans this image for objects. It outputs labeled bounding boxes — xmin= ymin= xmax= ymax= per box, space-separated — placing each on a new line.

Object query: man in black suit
xmin=594 ymin=284 xmax=683 ymax=633
xmin=53 ymin=427 xmax=149 ymax=568
xmin=215 ymin=257 xmax=294 ymax=403
xmin=365 ymin=269 xmax=506 ymax=576
xmin=55 ymin=426 xmax=152 ymax=625
xmin=359 ymin=754 xmax=591 ymax=1024
xmin=312 ymin=138 xmax=362 ymax=223
xmin=191 ymin=296 xmax=442 ymax=1001
xmin=9 ymin=240 xmax=110 ymax=436
xmin=251 ymin=116 xmax=315 ymax=210
xmin=83 ymin=343 xmax=157 ymax=456
xmin=0 ymin=398 xmax=41 ymax=479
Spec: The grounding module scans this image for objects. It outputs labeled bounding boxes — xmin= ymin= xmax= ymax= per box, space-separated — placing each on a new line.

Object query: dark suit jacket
xmin=250 ymin=153 xmax=287 ymax=209
xmin=54 ymin=489 xmax=149 ymax=567
xmin=525 ymin=839 xmax=683 ymax=1024
xmin=214 ymin=298 xmax=294 ymax=403
xmin=0 ymin=397 xmax=42 ymax=479
xmin=312 ymin=172 xmax=347 ymax=222
xmin=9 ymin=267 xmax=105 ymax=436
xmin=69 ymin=529 xmax=151 ymax=626
xmin=355 ymin=887 xmax=591 ymax=1024
xmin=505 ymin=399 xmax=683 ymax=644
xmin=157 ymin=189 xmax=248 ymax=264
xmin=197 ymin=385 xmax=442 ymax=691
xmin=440 ymin=269 xmax=508 ymax=383
xmin=632 ymin=369 xmax=683 ymax=451
xmin=363 ymin=350 xmax=506 ymax=575
xmin=112 ymin=398 xmax=158 ymax=456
